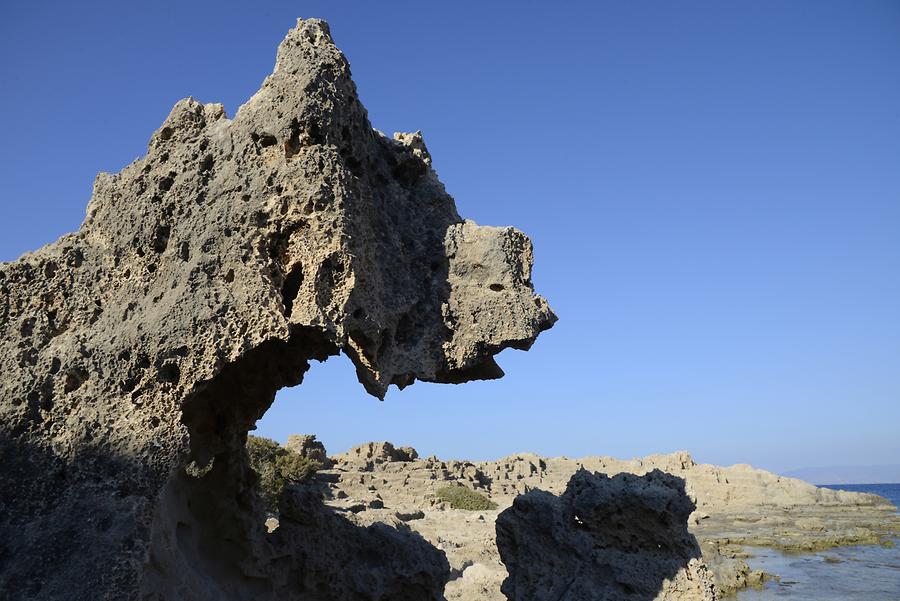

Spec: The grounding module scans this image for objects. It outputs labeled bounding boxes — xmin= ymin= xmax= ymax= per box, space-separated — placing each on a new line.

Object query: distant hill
xmin=783 ymin=464 xmax=900 ymax=485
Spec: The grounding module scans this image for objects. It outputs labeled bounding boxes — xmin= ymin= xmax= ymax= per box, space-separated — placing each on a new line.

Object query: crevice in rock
xmin=281 ymin=264 xmax=304 ymax=318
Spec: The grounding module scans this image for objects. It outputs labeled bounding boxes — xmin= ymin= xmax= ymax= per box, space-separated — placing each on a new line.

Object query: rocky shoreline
xmin=2 ymin=16 xmax=893 ymax=600
xmin=278 ymin=438 xmax=900 ymax=599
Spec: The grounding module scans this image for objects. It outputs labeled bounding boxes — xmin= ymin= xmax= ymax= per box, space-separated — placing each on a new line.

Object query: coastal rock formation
xmin=0 ymin=19 xmax=554 ymax=601
xmin=698 ymin=541 xmax=768 ymax=597
xmin=309 ymin=443 xmax=899 ymax=600
xmin=495 ymin=470 xmax=717 ymax=601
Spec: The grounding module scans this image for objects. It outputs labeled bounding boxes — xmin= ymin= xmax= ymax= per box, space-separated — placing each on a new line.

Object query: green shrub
xmin=276 ymin=452 xmax=319 ymax=483
xmin=246 ymin=435 xmax=320 ymax=512
xmin=247 ymin=435 xmax=281 ymax=466
xmin=435 ymin=485 xmax=497 ymax=510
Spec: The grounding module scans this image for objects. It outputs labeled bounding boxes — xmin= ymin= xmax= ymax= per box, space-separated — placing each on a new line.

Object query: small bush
xmin=435 ymin=485 xmax=497 ymax=510
xmin=276 ymin=452 xmax=319 ymax=483
xmin=247 ymin=435 xmax=320 ymax=512
xmin=247 ymin=435 xmax=282 ymax=465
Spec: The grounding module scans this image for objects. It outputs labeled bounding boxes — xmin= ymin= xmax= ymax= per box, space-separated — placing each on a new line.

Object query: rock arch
xmin=0 ymin=19 xmax=554 ymax=601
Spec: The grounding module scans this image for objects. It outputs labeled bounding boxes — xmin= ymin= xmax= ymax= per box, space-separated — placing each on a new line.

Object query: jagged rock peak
xmin=0 ymin=18 xmax=553 ymax=601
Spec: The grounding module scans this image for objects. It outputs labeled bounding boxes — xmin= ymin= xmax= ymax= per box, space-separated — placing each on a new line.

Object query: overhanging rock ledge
xmin=0 ymin=18 xmax=554 ymax=601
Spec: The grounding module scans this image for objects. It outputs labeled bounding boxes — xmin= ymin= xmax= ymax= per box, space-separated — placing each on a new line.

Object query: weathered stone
xmin=309 ymin=444 xmax=899 ymax=600
xmin=495 ymin=469 xmax=717 ymax=601
xmin=397 ymin=446 xmax=420 ymax=462
xmin=285 ymin=433 xmax=330 ymax=466
xmin=271 ymin=485 xmax=450 ymax=600
xmin=0 ymin=18 xmax=554 ymax=601
xmin=700 ymin=541 xmax=768 ymax=598
xmin=336 ymin=441 xmax=421 ymax=465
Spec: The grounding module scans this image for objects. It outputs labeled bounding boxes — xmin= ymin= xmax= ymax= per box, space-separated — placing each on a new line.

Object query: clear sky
xmin=2 ymin=2 xmax=899 ymax=475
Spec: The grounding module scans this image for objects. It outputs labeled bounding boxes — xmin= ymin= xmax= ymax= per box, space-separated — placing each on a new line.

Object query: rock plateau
xmin=314 ymin=442 xmax=900 ymax=600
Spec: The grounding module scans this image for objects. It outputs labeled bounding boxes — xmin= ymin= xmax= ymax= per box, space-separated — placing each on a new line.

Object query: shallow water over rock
xmin=737 ymin=540 xmax=900 ymax=601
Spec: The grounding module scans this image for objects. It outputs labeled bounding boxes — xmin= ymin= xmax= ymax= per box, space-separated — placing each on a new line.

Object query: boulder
xmin=285 ymin=433 xmax=330 ymax=466
xmin=495 ymin=469 xmax=717 ymax=601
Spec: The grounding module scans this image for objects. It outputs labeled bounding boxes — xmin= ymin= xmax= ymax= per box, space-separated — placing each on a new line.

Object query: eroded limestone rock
xmin=495 ymin=470 xmax=717 ymax=601
xmin=285 ymin=433 xmax=330 ymax=467
xmin=0 ymin=18 xmax=554 ymax=601
xmin=336 ymin=441 xmax=420 ymax=465
xmin=310 ymin=444 xmax=898 ymax=599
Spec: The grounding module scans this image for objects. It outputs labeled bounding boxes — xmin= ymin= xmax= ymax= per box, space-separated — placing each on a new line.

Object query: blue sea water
xmin=736 ymin=483 xmax=900 ymax=601
xmin=820 ymin=483 xmax=900 ymax=512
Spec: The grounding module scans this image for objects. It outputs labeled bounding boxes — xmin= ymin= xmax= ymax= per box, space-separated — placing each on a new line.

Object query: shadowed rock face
xmin=0 ymin=19 xmax=554 ymax=601
xmin=496 ymin=470 xmax=717 ymax=601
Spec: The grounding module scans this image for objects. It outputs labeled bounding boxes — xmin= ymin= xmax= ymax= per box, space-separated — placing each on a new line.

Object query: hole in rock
xmin=143 ymin=327 xmax=339 ymax=598
xmin=284 ymin=128 xmax=302 ymax=159
xmin=63 ymin=368 xmax=88 ymax=393
xmin=281 ymin=263 xmax=304 ymax=317
xmin=157 ymin=362 xmax=181 ymax=385
xmin=146 ymin=320 xmax=522 ymax=598
xmin=152 ymin=225 xmax=171 ymax=254
xmin=252 ymin=132 xmax=278 ymax=148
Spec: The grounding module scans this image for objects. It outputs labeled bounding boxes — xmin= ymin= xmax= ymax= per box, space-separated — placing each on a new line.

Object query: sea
xmin=736 ymin=483 xmax=900 ymax=601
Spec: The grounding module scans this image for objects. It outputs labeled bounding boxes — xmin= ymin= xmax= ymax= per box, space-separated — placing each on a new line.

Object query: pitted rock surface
xmin=0 ymin=18 xmax=554 ymax=601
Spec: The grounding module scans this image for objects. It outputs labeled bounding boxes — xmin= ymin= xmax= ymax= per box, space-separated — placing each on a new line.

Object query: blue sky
xmin=2 ymin=2 xmax=899 ymax=475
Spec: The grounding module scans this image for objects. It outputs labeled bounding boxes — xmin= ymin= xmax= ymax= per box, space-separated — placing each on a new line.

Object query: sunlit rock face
xmin=0 ymin=18 xmax=554 ymax=601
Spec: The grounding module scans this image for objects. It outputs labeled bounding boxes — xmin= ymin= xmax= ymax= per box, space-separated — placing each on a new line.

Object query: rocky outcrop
xmin=495 ymin=469 xmax=717 ymax=601
xmin=699 ymin=541 xmax=768 ymax=597
xmin=285 ymin=433 xmax=330 ymax=466
xmin=335 ymin=441 xmax=420 ymax=465
xmin=311 ymin=444 xmax=899 ymax=600
xmin=314 ymin=447 xmax=897 ymax=517
xmin=0 ymin=18 xmax=554 ymax=601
